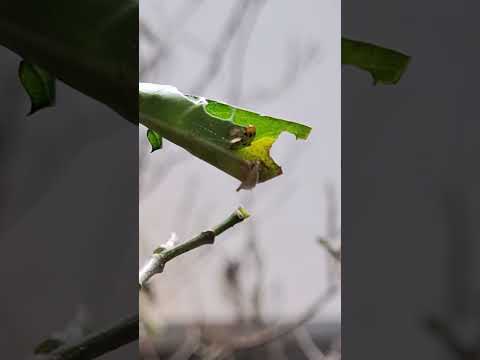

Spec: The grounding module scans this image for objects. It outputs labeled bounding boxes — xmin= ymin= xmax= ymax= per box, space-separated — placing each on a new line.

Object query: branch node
xmin=139 ymin=253 xmax=166 ymax=288
xmin=139 ymin=207 xmax=250 ymax=287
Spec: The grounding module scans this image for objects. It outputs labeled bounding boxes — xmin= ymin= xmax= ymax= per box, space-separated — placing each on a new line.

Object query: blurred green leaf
xmin=146 ymin=129 xmax=162 ymax=152
xmin=0 ymin=0 xmax=138 ymax=123
xmin=18 ymin=60 xmax=55 ymax=115
xmin=139 ymin=83 xmax=311 ymax=190
xmin=342 ymin=37 xmax=410 ymax=84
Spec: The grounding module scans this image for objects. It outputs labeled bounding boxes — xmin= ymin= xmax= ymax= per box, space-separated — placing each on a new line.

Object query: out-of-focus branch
xmin=139 ymin=207 xmax=250 ymax=287
xmin=190 ymin=0 xmax=254 ymax=94
xmin=426 ymin=315 xmax=479 ymax=360
xmin=140 ymin=0 xmax=206 ymax=78
xmin=203 ymin=283 xmax=337 ymax=351
xmin=228 ymin=0 xmax=267 ymax=102
xmin=166 ymin=327 xmax=202 ymax=360
xmin=40 ymin=314 xmax=138 ymax=360
xmin=248 ymin=222 xmax=265 ymax=325
xmin=139 ymin=19 xmax=160 ymax=44
xmin=294 ymin=326 xmax=327 ymax=360
xmin=267 ymin=340 xmax=289 ymax=360
xmin=318 ymin=238 xmax=341 ymax=262
xmin=223 ymin=259 xmax=246 ymax=324
xmin=244 ymin=41 xmax=320 ymax=104
xmin=201 ymin=230 xmax=341 ymax=353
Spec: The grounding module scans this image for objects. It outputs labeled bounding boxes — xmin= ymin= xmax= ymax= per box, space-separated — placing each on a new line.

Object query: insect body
xmin=229 ymin=124 xmax=256 ymax=149
xmin=244 ymin=125 xmax=256 ymax=138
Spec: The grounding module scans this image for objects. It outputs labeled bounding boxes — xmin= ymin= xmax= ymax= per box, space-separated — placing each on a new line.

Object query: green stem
xmin=45 ymin=314 xmax=138 ymax=360
xmin=139 ymin=207 xmax=250 ymax=287
xmin=46 ymin=208 xmax=249 ymax=359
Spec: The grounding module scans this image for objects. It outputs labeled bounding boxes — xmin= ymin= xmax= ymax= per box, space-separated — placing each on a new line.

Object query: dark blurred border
xmin=0 ymin=15 xmax=138 ymax=360
xmin=343 ymin=1 xmax=480 ymax=359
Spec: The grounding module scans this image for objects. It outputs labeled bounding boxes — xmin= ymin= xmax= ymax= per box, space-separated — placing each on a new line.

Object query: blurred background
xmin=139 ymin=0 xmax=341 ymax=358
xmin=0 ymin=38 xmax=137 ymax=359
xmin=343 ymin=1 xmax=480 ymax=359
xmin=2 ymin=1 xmax=479 ymax=359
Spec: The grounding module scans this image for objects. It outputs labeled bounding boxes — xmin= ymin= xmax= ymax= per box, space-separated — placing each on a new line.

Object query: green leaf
xmin=146 ymin=128 xmax=162 ymax=152
xmin=342 ymin=37 xmax=410 ymax=85
xmin=139 ymin=83 xmax=311 ymax=190
xmin=18 ymin=60 xmax=55 ymax=115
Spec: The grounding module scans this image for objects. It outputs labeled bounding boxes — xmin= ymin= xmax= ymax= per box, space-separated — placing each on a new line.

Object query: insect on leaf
xmin=342 ymin=37 xmax=410 ymax=85
xmin=139 ymin=83 xmax=311 ymax=190
xmin=18 ymin=60 xmax=56 ymax=115
xmin=147 ymin=129 xmax=162 ymax=152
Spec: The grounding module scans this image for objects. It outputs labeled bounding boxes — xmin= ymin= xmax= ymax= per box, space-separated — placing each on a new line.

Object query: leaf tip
xmin=147 ymin=128 xmax=162 ymax=152
xmin=298 ymin=125 xmax=313 ymax=140
xmin=18 ymin=60 xmax=56 ymax=116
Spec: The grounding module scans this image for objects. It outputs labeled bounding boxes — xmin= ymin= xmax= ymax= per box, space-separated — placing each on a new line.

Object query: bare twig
xmin=139 ymin=207 xmax=250 ymax=287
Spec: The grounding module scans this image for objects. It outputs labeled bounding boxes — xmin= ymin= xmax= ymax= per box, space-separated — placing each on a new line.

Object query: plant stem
xmin=40 ymin=208 xmax=249 ymax=359
xmin=44 ymin=314 xmax=138 ymax=360
xmin=139 ymin=207 xmax=250 ymax=287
